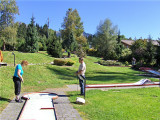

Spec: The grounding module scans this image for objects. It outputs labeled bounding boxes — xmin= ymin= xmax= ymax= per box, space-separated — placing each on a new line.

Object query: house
xmin=121 ymin=40 xmax=160 ymax=48
xmin=121 ymin=40 xmax=134 ymax=48
xmin=151 ymin=40 xmax=160 ymax=46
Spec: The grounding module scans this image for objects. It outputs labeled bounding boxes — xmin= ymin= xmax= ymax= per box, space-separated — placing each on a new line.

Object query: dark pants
xmin=79 ymin=75 xmax=85 ymax=95
xmin=13 ymin=76 xmax=21 ymax=95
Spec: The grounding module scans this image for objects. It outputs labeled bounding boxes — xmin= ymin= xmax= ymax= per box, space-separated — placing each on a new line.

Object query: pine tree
xmin=17 ymin=22 xmax=27 ymax=39
xmin=25 ymin=16 xmax=39 ymax=53
xmin=156 ymin=40 xmax=160 ymax=66
xmin=145 ymin=35 xmax=156 ymax=65
xmin=115 ymin=30 xmax=125 ymax=59
xmin=62 ymin=31 xmax=77 ymax=57
xmin=47 ymin=32 xmax=62 ymax=58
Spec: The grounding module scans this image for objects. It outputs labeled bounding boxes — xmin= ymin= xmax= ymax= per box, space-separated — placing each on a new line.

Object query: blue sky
xmin=15 ymin=0 xmax=160 ymax=40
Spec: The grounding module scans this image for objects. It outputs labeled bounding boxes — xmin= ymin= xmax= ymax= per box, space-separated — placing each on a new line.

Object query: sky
xmin=15 ymin=0 xmax=160 ymax=40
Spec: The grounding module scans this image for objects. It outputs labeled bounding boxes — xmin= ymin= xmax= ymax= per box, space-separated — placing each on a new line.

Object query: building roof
xmin=151 ymin=40 xmax=159 ymax=46
xmin=121 ymin=40 xmax=134 ymax=46
xmin=121 ymin=40 xmax=160 ymax=46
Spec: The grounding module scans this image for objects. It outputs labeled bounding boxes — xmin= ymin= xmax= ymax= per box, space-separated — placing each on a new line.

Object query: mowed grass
xmin=68 ymin=88 xmax=160 ymax=120
xmin=0 ymin=51 xmax=159 ymax=113
xmin=2 ymin=51 xmax=54 ymax=65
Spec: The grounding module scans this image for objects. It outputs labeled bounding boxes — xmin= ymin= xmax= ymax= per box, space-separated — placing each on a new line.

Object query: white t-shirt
xmin=78 ymin=62 xmax=86 ymax=76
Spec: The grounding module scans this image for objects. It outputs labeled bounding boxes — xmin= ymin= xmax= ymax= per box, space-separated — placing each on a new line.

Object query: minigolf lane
xmin=18 ymin=92 xmax=58 ymax=120
xmin=86 ymin=79 xmax=160 ymax=88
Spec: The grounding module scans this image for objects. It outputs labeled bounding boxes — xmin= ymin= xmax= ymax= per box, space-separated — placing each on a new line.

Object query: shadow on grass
xmin=86 ymin=69 xmax=143 ymax=83
xmin=46 ymin=65 xmax=143 ymax=83
xmin=0 ymin=97 xmax=11 ymax=102
xmin=86 ymin=75 xmax=139 ymax=83
xmin=46 ymin=65 xmax=76 ymax=81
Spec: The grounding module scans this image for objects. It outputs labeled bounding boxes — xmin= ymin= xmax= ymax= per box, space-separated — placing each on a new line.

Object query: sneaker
xmin=15 ymin=99 xmax=23 ymax=103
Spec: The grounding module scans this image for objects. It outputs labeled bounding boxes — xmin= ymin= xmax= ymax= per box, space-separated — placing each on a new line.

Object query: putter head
xmin=76 ymin=97 xmax=85 ymax=104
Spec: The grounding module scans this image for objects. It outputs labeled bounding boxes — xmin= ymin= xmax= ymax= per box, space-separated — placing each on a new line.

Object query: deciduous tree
xmin=61 ymin=8 xmax=86 ymax=56
xmin=94 ymin=19 xmax=118 ymax=60
xmin=0 ymin=0 xmax=19 ymax=29
xmin=0 ymin=0 xmax=19 ymax=50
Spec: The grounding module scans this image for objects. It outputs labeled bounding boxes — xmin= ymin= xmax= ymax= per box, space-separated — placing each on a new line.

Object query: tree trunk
xmin=68 ymin=52 xmax=71 ymax=58
xmin=3 ymin=41 xmax=6 ymax=51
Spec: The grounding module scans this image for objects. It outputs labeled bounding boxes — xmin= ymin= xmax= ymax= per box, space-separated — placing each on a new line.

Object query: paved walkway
xmin=0 ymin=85 xmax=82 ymax=120
xmin=0 ymin=84 xmax=159 ymax=120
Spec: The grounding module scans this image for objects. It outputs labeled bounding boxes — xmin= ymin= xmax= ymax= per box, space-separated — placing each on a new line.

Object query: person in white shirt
xmin=76 ymin=57 xmax=86 ymax=95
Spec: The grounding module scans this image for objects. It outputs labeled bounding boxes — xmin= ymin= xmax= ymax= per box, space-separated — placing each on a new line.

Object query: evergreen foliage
xmin=38 ymin=35 xmax=47 ymax=51
xmin=17 ymin=22 xmax=27 ymax=39
xmin=25 ymin=16 xmax=39 ymax=53
xmin=145 ymin=35 xmax=156 ymax=64
xmin=62 ymin=31 xmax=77 ymax=53
xmin=130 ymin=39 xmax=147 ymax=62
xmin=47 ymin=32 xmax=62 ymax=58
xmin=115 ymin=30 xmax=125 ymax=59
xmin=155 ymin=40 xmax=160 ymax=66
xmin=120 ymin=48 xmax=132 ymax=62
xmin=16 ymin=22 xmax=27 ymax=51
xmin=130 ymin=37 xmax=157 ymax=66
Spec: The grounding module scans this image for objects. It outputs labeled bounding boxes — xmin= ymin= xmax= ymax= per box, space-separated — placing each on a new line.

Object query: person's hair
xmin=79 ymin=57 xmax=83 ymax=61
xmin=21 ymin=60 xmax=28 ymax=66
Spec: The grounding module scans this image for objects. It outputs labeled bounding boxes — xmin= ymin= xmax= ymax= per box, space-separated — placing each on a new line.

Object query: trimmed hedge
xmin=98 ymin=60 xmax=122 ymax=66
xmin=54 ymin=59 xmax=75 ymax=66
xmin=66 ymin=60 xmax=76 ymax=66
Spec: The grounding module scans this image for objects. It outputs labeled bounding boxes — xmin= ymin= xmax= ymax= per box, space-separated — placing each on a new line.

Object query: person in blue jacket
xmin=13 ymin=60 xmax=28 ymax=102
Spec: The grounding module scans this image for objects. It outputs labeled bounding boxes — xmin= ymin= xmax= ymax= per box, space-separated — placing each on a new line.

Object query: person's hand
xmin=75 ymin=71 xmax=78 ymax=75
xmin=21 ymin=78 xmax=24 ymax=83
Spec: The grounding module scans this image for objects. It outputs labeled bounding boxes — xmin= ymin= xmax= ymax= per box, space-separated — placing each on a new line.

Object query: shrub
xmin=120 ymin=48 xmax=132 ymax=62
xmin=125 ymin=61 xmax=129 ymax=66
xmin=54 ymin=59 xmax=75 ymax=66
xmin=54 ymin=59 xmax=67 ymax=66
xmin=66 ymin=60 xmax=76 ymax=66
xmin=87 ymin=48 xmax=97 ymax=56
xmin=98 ymin=60 xmax=122 ymax=66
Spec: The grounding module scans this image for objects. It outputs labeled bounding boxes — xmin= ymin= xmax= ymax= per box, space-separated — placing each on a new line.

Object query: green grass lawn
xmin=68 ymin=88 xmax=160 ymax=120
xmin=0 ymin=51 xmax=159 ymax=115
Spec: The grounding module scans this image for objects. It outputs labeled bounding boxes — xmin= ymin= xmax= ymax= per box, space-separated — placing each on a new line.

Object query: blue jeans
xmin=79 ymin=75 xmax=85 ymax=95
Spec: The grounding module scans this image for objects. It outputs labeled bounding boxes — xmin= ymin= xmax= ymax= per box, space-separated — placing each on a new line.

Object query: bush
xmin=66 ymin=60 xmax=76 ymax=66
xmin=54 ymin=59 xmax=75 ymax=66
xmin=87 ymin=48 xmax=97 ymax=56
xmin=125 ymin=61 xmax=129 ymax=66
xmin=54 ymin=59 xmax=67 ymax=66
xmin=98 ymin=60 xmax=122 ymax=66
xmin=120 ymin=48 xmax=132 ymax=62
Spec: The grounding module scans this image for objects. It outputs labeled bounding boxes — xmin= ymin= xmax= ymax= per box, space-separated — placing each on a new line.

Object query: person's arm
xmin=77 ymin=70 xmax=83 ymax=75
xmin=17 ymin=69 xmax=24 ymax=82
xmin=77 ymin=64 xmax=85 ymax=75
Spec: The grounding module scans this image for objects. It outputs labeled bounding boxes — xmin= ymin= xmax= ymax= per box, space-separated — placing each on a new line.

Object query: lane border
xmin=18 ymin=92 xmax=58 ymax=120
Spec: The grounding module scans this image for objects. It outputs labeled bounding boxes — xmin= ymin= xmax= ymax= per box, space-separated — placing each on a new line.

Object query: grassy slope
xmin=0 ymin=51 xmax=158 ymax=113
xmin=69 ymin=88 xmax=160 ymax=120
